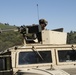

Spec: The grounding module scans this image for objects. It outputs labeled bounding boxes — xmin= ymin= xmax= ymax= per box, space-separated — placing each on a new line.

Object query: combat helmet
xmin=39 ymin=19 xmax=48 ymax=26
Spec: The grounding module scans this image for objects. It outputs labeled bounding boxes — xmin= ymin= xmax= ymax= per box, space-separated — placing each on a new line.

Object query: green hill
xmin=0 ymin=23 xmax=23 ymax=51
xmin=0 ymin=23 xmax=16 ymax=29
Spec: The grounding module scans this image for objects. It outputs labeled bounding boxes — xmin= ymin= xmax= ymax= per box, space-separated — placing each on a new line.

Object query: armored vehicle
xmin=0 ymin=20 xmax=76 ymax=75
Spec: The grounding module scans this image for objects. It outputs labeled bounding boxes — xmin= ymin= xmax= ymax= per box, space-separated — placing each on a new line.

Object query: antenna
xmin=37 ymin=4 xmax=39 ymax=24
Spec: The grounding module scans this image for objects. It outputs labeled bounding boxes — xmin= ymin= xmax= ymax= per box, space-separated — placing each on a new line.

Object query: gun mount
xmin=18 ymin=25 xmax=42 ymax=43
xmin=18 ymin=25 xmax=41 ymax=34
xmin=17 ymin=25 xmax=67 ymax=45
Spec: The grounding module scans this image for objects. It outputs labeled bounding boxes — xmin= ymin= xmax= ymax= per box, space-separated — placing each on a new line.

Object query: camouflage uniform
xmin=36 ymin=19 xmax=48 ymax=42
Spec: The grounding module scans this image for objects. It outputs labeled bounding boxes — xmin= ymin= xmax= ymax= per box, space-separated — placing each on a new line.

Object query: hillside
xmin=0 ymin=23 xmax=16 ymax=29
xmin=0 ymin=23 xmax=23 ymax=51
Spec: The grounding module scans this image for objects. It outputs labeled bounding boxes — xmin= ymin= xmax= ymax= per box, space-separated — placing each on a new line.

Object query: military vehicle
xmin=0 ymin=19 xmax=76 ymax=75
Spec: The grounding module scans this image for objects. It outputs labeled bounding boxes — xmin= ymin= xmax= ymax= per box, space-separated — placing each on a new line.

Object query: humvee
xmin=0 ymin=24 xmax=76 ymax=75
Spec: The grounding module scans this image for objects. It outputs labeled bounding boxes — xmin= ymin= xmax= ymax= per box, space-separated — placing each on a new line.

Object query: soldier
xmin=36 ymin=19 xmax=48 ymax=42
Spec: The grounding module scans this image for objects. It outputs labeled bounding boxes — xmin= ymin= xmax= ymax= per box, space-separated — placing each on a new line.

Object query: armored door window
xmin=58 ymin=50 xmax=76 ymax=62
xmin=0 ymin=56 xmax=12 ymax=70
xmin=19 ymin=51 xmax=52 ymax=65
xmin=0 ymin=58 xmax=5 ymax=70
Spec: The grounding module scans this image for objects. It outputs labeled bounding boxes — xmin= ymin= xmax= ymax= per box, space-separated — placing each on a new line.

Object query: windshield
xmin=18 ymin=51 xmax=52 ymax=65
xmin=58 ymin=50 xmax=76 ymax=62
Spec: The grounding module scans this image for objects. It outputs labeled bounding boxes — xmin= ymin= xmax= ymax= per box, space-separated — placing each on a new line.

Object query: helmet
xmin=39 ymin=19 xmax=48 ymax=26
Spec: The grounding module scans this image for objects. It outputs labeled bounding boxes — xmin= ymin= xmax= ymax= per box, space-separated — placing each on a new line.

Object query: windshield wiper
xmin=32 ymin=47 xmax=44 ymax=60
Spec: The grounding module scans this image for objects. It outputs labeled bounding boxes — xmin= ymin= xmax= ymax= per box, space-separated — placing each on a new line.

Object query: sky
xmin=0 ymin=0 xmax=76 ymax=32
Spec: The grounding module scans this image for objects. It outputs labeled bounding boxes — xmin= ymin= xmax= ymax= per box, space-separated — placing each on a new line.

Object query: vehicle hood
xmin=17 ymin=68 xmax=70 ymax=75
